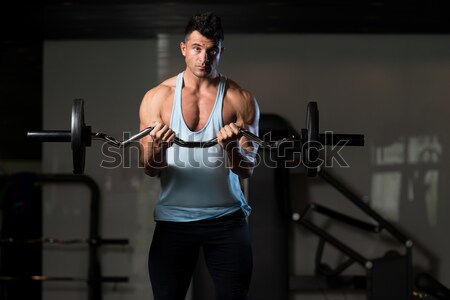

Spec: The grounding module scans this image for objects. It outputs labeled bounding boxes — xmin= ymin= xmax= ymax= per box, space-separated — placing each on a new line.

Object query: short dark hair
xmin=185 ymin=12 xmax=224 ymax=43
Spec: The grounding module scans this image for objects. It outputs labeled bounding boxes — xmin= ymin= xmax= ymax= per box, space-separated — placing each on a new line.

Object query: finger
xmin=150 ymin=125 xmax=169 ymax=144
xmin=150 ymin=122 xmax=163 ymax=136
xmin=166 ymin=132 xmax=176 ymax=146
xmin=155 ymin=125 xmax=169 ymax=140
xmin=157 ymin=125 xmax=174 ymax=141
xmin=150 ymin=121 xmax=163 ymax=130
xmin=221 ymin=126 xmax=233 ymax=138
xmin=228 ymin=123 xmax=241 ymax=135
xmin=216 ymin=130 xmax=224 ymax=142
xmin=162 ymin=129 xmax=174 ymax=141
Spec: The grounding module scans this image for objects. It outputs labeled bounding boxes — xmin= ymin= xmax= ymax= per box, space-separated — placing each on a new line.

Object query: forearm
xmin=138 ymin=121 xmax=176 ymax=176
xmin=141 ymin=143 xmax=167 ymax=176
xmin=226 ymin=143 xmax=258 ymax=179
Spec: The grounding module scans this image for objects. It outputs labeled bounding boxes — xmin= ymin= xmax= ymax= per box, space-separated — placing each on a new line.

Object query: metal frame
xmin=293 ymin=169 xmax=413 ymax=298
xmin=0 ymin=174 xmax=128 ymax=300
xmin=35 ymin=174 xmax=128 ymax=300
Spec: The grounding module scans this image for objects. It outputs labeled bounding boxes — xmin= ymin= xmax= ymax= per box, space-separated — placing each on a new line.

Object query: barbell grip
xmin=319 ymin=133 xmax=365 ymax=147
xmin=27 ymin=131 xmax=72 ymax=142
xmin=98 ymin=127 xmax=267 ymax=149
xmin=94 ymin=128 xmax=220 ymax=148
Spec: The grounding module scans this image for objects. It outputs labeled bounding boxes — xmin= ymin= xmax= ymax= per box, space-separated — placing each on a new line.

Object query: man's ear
xmin=180 ymin=42 xmax=187 ymax=56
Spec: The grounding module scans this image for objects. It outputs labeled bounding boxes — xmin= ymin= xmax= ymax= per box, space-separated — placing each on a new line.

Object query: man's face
xmin=180 ymin=30 xmax=223 ymax=78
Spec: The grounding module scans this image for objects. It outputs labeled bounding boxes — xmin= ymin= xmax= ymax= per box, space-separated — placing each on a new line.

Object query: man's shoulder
xmin=223 ymin=77 xmax=259 ymax=125
xmin=143 ymin=75 xmax=178 ymax=104
xmin=159 ymin=75 xmax=178 ymax=89
xmin=153 ymin=75 xmax=178 ymax=95
xmin=225 ymin=77 xmax=256 ymax=104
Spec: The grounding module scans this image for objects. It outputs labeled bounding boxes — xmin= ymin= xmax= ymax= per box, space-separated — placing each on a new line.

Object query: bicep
xmin=139 ymin=91 xmax=163 ymax=144
xmin=239 ymin=94 xmax=260 ymax=153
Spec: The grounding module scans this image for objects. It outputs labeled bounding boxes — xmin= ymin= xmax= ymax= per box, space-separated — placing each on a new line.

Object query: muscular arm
xmin=218 ymin=88 xmax=260 ymax=179
xmin=139 ymin=86 xmax=175 ymax=177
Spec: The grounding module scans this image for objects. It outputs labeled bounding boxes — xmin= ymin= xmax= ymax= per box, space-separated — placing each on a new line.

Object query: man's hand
xmin=216 ymin=123 xmax=241 ymax=151
xmin=149 ymin=122 xmax=176 ymax=150
xmin=216 ymin=123 xmax=258 ymax=178
xmin=141 ymin=122 xmax=175 ymax=177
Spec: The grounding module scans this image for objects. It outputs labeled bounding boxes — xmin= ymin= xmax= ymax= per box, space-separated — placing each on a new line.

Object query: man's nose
xmin=199 ymin=50 xmax=209 ymax=63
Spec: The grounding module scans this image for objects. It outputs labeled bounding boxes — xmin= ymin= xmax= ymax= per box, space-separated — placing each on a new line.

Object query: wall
xmin=43 ymin=34 xmax=450 ymax=299
xmin=43 ymin=40 xmax=160 ymax=300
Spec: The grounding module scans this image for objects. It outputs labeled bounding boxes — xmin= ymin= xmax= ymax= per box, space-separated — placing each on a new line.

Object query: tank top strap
xmin=169 ymin=72 xmax=185 ymax=128
xmin=211 ymin=74 xmax=227 ymax=129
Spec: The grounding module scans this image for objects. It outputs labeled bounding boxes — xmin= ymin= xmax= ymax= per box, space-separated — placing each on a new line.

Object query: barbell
xmin=27 ymin=99 xmax=365 ymax=176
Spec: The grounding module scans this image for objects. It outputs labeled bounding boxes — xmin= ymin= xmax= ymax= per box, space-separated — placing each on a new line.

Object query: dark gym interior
xmin=1 ymin=1 xmax=450 ymax=300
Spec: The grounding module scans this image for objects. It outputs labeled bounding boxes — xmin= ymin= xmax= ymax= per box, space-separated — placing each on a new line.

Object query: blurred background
xmin=1 ymin=1 xmax=450 ymax=300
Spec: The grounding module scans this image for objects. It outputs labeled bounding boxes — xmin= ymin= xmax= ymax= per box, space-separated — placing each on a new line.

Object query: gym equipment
xmin=0 ymin=173 xmax=128 ymax=300
xmin=27 ymin=99 xmax=365 ymax=175
xmin=291 ymin=169 xmax=414 ymax=300
xmin=416 ymin=272 xmax=450 ymax=300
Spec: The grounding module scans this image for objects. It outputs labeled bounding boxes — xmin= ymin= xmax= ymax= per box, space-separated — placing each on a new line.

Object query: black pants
xmin=148 ymin=212 xmax=253 ymax=300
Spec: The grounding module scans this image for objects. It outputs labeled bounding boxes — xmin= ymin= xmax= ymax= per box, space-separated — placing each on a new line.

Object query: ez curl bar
xmin=27 ymin=99 xmax=365 ymax=176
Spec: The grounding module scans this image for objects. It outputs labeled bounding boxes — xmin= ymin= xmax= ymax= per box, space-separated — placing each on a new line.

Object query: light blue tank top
xmin=155 ymin=72 xmax=251 ymax=222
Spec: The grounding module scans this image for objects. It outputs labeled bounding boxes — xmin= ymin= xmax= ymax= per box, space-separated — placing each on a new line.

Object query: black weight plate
xmin=71 ymin=99 xmax=86 ymax=174
xmin=305 ymin=101 xmax=319 ymax=176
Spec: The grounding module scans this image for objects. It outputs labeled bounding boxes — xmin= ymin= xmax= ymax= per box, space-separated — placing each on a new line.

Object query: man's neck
xmin=184 ymin=69 xmax=220 ymax=91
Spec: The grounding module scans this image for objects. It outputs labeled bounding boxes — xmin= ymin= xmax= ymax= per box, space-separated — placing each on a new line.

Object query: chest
xmin=162 ymin=88 xmax=236 ymax=132
xmin=182 ymin=90 xmax=216 ymax=131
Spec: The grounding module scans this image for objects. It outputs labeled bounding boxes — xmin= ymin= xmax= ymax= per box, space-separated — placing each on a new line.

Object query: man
xmin=139 ymin=12 xmax=260 ymax=300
